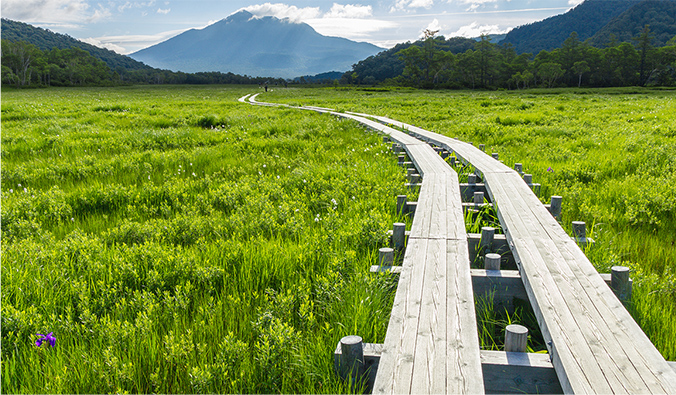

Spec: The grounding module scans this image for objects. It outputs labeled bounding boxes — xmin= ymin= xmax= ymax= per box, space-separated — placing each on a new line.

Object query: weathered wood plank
xmin=447 ymin=238 xmax=485 ymax=393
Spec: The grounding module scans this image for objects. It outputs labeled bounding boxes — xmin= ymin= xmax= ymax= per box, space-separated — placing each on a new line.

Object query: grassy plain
xmin=264 ymin=86 xmax=676 ymax=361
xmin=1 ymin=85 xmax=408 ymax=393
xmin=3 ymin=85 xmax=675 ymax=393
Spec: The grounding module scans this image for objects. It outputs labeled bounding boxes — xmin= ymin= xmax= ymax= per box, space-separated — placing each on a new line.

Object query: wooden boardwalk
xmin=243 ymin=93 xmax=676 ymax=394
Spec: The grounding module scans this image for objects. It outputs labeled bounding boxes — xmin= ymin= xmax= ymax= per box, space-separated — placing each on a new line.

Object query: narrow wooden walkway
xmin=367 ymin=113 xmax=676 ymax=394
xmin=243 ymin=93 xmax=676 ymax=394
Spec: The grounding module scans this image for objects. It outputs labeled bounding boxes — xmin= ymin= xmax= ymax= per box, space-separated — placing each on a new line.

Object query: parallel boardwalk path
xmin=243 ymin=94 xmax=676 ymax=394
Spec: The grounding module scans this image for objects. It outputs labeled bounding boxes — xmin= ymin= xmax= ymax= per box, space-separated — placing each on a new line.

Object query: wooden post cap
xmin=393 ymin=223 xmax=406 ymax=250
xmin=572 ymin=221 xmax=586 ymax=240
xmin=480 ymin=227 xmax=495 ymax=251
xmin=474 ymin=191 xmax=484 ymax=204
xmin=505 ymin=325 xmax=529 ymax=352
xmin=549 ymin=196 xmax=562 ymax=219
xmin=492 ymin=153 xmax=499 ymax=160
xmin=337 ymin=335 xmax=365 ymax=383
xmin=523 ymin=174 xmax=533 ymax=184
xmin=478 ymin=144 xmax=485 ymax=151
xmin=485 ymin=253 xmax=501 ymax=271
xmin=468 ymin=174 xmax=477 ymax=184
xmin=379 ymin=248 xmax=394 ymax=266
xmin=514 ymin=163 xmax=523 ymax=172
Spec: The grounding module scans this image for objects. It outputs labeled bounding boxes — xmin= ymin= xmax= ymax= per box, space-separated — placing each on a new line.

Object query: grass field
xmin=2 ymin=85 xmax=675 ymax=393
xmin=1 ymin=85 xmax=410 ymax=393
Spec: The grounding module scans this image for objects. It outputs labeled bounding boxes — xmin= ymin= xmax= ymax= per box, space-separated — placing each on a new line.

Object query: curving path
xmin=241 ymin=92 xmax=676 ymax=394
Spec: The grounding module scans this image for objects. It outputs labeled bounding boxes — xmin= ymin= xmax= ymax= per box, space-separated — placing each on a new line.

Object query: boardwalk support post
xmin=572 ymin=221 xmax=587 ymax=243
xmin=397 ymin=195 xmax=407 ymax=215
xmin=479 ymin=144 xmax=485 ymax=152
xmin=492 ymin=153 xmax=499 ymax=160
xmin=393 ymin=223 xmax=406 ymax=251
xmin=335 ymin=335 xmax=365 ymax=389
xmin=480 ymin=226 xmax=495 ymax=253
xmin=468 ymin=173 xmax=477 ymax=184
xmin=549 ymin=196 xmax=562 ymax=220
xmin=379 ymin=248 xmax=394 ymax=266
xmin=485 ymin=253 xmax=501 ymax=271
xmin=611 ymin=266 xmax=632 ymax=302
xmin=505 ymin=325 xmax=529 ymax=353
xmin=514 ymin=163 xmax=524 ymax=175
xmin=474 ymin=191 xmax=485 ymax=205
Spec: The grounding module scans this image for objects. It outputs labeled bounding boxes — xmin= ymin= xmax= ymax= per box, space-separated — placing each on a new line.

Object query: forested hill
xmin=345 ymin=36 xmax=477 ymax=85
xmin=1 ymin=18 xmax=151 ymax=71
xmin=501 ymin=0 xmax=642 ymax=54
xmin=589 ymin=0 xmax=676 ymax=47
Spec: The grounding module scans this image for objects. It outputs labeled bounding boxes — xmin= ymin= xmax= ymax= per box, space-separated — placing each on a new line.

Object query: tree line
xmin=1 ymin=39 xmax=286 ymax=88
xmin=345 ymin=26 xmax=676 ymax=89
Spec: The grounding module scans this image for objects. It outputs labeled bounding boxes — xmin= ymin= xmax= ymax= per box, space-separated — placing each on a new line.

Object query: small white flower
xmin=192 ymin=172 xmax=196 ymax=177
xmin=259 ymin=171 xmax=263 ymax=175
xmin=71 ymin=217 xmax=75 ymax=222
xmin=18 ymin=184 xmax=21 ymax=187
xmin=148 ymin=175 xmax=151 ymax=180
xmin=9 ymin=189 xmax=13 ymax=193
xmin=23 ymin=188 xmax=27 ymax=193
xmin=277 ymin=175 xmax=280 ymax=179
xmin=263 ymin=164 xmax=266 ymax=168
xmin=303 ymin=179 xmax=307 ymax=183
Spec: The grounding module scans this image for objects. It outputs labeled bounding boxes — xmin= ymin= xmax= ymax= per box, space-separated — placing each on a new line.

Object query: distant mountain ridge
xmin=500 ymin=0 xmax=676 ymax=54
xmin=1 ymin=18 xmax=151 ymax=71
xmin=130 ymin=11 xmax=383 ymax=78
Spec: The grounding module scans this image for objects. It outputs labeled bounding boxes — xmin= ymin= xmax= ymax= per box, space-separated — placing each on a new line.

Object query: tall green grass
xmin=1 ymin=85 xmax=407 ymax=393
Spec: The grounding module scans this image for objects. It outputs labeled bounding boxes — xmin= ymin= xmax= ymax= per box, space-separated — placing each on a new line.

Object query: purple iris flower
xmin=36 ymin=332 xmax=56 ymax=347
xmin=547 ymin=167 xmax=553 ymax=172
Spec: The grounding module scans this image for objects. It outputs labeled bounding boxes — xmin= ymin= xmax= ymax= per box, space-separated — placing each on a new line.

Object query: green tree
xmin=573 ymin=60 xmax=591 ymax=87
xmin=634 ymin=25 xmax=655 ymax=86
xmin=538 ymin=62 xmax=564 ymax=88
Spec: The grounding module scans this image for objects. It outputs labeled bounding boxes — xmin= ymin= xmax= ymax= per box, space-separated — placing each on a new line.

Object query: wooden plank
xmin=373 ymin=237 xmax=427 ymax=394
xmin=447 ymin=238 xmax=485 ymax=393
xmin=410 ymin=238 xmax=447 ymax=393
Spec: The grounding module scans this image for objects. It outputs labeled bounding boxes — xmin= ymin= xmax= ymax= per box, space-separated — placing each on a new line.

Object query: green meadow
xmin=2 ymin=85 xmax=675 ymax=393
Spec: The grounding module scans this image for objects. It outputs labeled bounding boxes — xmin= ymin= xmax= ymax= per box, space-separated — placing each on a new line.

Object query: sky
xmin=2 ymin=0 xmax=584 ymax=54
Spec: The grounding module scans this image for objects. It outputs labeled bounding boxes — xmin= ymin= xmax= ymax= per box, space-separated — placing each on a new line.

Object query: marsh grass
xmin=1 ymin=86 xmax=407 ymax=393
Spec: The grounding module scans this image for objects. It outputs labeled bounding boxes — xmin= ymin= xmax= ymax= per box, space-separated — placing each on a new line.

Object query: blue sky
xmin=2 ymin=0 xmax=582 ymax=54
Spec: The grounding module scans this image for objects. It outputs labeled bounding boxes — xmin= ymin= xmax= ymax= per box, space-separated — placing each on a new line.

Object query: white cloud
xmin=449 ymin=21 xmax=509 ymax=38
xmin=157 ymin=8 xmax=170 ymax=14
xmin=306 ymin=17 xmax=396 ymax=41
xmin=410 ymin=0 xmax=434 ymax=9
xmin=424 ymin=18 xmax=442 ymax=33
xmin=85 ymin=28 xmax=188 ymax=54
xmin=1 ymin=0 xmax=91 ymax=24
xmin=81 ymin=37 xmax=126 ymax=53
xmin=391 ymin=0 xmax=434 ymax=12
xmin=242 ymin=3 xmax=321 ymax=23
xmin=324 ymin=3 xmax=372 ymax=18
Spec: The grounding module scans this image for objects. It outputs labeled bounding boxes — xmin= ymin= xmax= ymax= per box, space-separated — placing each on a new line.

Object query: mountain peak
xmin=130 ymin=12 xmax=382 ymax=78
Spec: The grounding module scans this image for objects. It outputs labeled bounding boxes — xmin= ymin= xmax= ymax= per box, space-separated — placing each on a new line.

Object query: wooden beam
xmin=481 ymin=350 xmax=563 ymax=394
xmin=471 ymin=269 xmax=529 ymax=313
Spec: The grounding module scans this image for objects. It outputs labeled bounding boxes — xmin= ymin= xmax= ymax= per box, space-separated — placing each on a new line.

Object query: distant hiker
xmin=265 ymin=84 xmax=268 ymax=92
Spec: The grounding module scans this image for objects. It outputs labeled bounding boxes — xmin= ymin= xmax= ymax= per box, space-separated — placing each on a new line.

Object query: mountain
xmin=129 ymin=11 xmax=383 ymax=78
xmin=1 ymin=18 xmax=151 ymax=71
xmin=589 ymin=0 xmax=676 ymax=47
xmin=500 ymin=0 xmax=642 ymax=54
